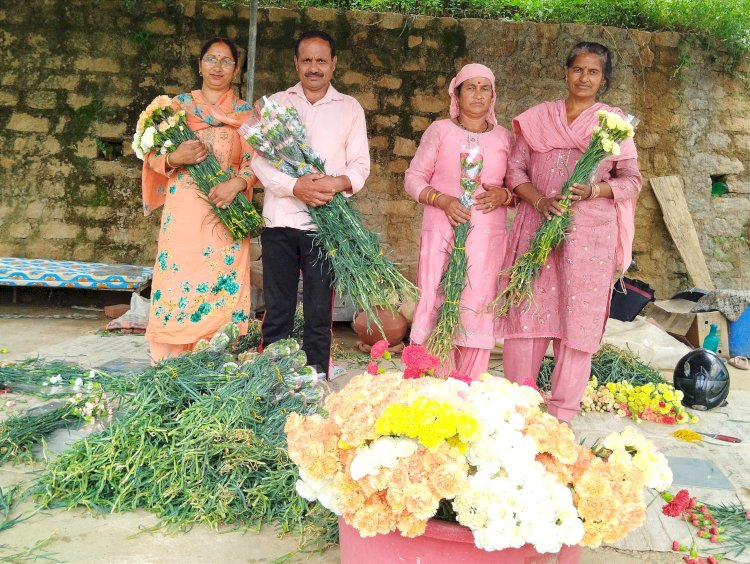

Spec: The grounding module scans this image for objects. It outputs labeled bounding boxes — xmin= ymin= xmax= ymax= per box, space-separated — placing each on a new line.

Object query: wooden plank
xmin=650 ymin=176 xmax=715 ymax=290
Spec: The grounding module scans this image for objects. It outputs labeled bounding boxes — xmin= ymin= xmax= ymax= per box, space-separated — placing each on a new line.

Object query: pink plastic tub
xmin=338 ymin=517 xmax=582 ymax=563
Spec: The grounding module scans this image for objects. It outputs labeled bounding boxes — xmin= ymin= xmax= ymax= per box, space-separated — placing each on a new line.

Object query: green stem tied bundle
xmin=133 ymin=99 xmax=264 ymax=240
xmin=0 ymin=403 xmax=76 ymax=464
xmin=426 ymin=147 xmax=483 ymax=362
xmin=242 ymin=97 xmax=418 ymax=335
xmin=493 ymin=110 xmax=636 ymax=317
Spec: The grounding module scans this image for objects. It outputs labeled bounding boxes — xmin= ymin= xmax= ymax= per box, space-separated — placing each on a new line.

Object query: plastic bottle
xmin=703 ymin=323 xmax=719 ymax=353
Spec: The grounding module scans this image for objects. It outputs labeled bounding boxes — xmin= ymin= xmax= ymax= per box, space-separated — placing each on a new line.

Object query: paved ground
xmin=1 ymin=299 xmax=746 ymax=563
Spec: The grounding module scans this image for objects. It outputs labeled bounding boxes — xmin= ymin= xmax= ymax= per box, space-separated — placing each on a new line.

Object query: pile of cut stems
xmin=0 ymin=403 xmax=76 ymax=464
xmin=35 ymin=341 xmax=335 ymax=541
xmin=536 ymin=344 xmax=663 ymax=392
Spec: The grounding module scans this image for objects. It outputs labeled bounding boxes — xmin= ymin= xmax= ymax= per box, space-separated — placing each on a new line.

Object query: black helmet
xmin=673 ymin=349 xmax=730 ymax=410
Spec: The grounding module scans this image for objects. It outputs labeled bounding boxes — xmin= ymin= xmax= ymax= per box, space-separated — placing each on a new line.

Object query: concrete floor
xmin=1 ymin=303 xmax=745 ymax=563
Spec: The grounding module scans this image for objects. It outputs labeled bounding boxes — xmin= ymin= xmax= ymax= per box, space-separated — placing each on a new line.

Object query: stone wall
xmin=1 ymin=1 xmax=749 ymax=298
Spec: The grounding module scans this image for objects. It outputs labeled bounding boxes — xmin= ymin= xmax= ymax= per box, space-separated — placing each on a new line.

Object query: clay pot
xmin=353 ymin=306 xmax=408 ymax=346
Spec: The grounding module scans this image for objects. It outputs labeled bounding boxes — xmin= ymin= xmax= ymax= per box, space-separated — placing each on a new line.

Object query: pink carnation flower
xmin=403 ymin=366 xmax=423 ymax=379
xmin=367 ymin=361 xmax=379 ymax=376
xmin=370 ymin=339 xmax=389 ymax=359
xmin=401 ymin=345 xmax=423 ymax=367
xmin=401 ymin=345 xmax=439 ymax=377
xmin=662 ymin=489 xmax=692 ymax=518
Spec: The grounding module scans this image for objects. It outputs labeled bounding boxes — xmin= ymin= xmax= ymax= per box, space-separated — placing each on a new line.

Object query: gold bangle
xmin=434 ymin=193 xmax=445 ymax=207
xmin=165 ymin=153 xmax=174 ymax=169
xmin=533 ymin=196 xmax=545 ymax=211
xmin=502 ymin=187 xmax=512 ymax=206
xmin=427 ymin=189 xmax=437 ymax=206
xmin=430 ymin=190 xmax=440 ymax=206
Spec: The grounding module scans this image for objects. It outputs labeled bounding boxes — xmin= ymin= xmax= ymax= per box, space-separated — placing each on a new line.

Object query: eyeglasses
xmin=202 ymin=56 xmax=236 ymax=68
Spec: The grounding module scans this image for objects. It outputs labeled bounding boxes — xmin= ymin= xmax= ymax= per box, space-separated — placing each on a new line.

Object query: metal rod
xmin=245 ymin=0 xmax=258 ymax=102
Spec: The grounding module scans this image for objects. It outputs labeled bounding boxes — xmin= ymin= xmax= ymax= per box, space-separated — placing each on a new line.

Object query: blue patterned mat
xmin=0 ymin=257 xmax=153 ymax=291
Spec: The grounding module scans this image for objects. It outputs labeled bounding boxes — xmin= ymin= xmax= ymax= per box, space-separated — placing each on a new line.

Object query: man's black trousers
xmin=260 ymin=227 xmax=334 ymax=377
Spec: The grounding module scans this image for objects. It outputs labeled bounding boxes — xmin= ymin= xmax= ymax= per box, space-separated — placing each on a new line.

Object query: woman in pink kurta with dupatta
xmin=405 ymin=64 xmax=513 ymax=380
xmin=141 ymin=38 xmax=257 ymax=363
xmin=497 ymin=42 xmax=642 ymax=421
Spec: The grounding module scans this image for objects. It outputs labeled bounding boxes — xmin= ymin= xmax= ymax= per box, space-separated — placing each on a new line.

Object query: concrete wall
xmin=1 ymin=1 xmax=749 ymax=297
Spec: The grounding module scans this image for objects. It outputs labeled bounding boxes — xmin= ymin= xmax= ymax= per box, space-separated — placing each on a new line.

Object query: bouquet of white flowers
xmin=132 ymin=95 xmax=263 ymax=240
xmin=240 ymin=97 xmax=418 ymax=334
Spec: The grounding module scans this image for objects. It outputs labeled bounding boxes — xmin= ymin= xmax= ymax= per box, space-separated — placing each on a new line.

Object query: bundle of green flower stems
xmin=0 ymin=360 xmax=124 ymax=464
xmin=536 ymin=344 xmax=664 ymax=391
xmin=0 ymin=327 xmax=336 ymax=546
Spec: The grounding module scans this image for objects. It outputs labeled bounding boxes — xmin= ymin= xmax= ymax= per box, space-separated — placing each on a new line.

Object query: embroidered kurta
xmin=496 ymin=101 xmax=642 ymax=353
xmin=251 ymin=83 xmax=370 ymax=230
xmin=141 ymin=90 xmax=256 ymax=345
xmin=405 ymin=119 xmax=512 ymax=350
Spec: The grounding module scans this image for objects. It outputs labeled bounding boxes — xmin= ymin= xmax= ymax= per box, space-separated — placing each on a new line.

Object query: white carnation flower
xmin=141 ymin=126 xmax=156 ymax=150
xmin=295 ymin=479 xmax=317 ymax=502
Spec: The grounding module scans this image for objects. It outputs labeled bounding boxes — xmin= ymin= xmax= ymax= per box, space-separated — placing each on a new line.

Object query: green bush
xmin=257 ymin=0 xmax=750 ymax=54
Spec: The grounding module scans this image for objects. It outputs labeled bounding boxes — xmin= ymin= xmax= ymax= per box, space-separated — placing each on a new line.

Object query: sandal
xmin=729 ymin=356 xmax=749 ymax=370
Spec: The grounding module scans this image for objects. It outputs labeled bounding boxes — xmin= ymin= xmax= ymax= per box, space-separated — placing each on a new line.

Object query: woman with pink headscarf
xmin=404 ymin=63 xmax=512 ymax=380
xmin=497 ymin=42 xmax=642 ymax=422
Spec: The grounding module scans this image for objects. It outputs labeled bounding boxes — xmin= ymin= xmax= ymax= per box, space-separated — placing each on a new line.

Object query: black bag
xmin=608 ymin=277 xmax=655 ymax=322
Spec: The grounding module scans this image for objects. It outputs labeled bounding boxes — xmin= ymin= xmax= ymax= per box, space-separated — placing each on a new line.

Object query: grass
xmin=249 ymin=0 xmax=750 ymax=55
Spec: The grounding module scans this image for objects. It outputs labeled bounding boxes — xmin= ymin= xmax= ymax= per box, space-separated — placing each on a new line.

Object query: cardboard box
xmin=650 ymin=299 xmax=729 ymax=358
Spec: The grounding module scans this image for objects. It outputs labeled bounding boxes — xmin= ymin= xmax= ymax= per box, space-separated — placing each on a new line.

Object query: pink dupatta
xmin=141 ymin=89 xmax=254 ymax=215
xmin=448 ymin=63 xmax=498 ymax=126
xmin=513 ymin=100 xmax=638 ymax=272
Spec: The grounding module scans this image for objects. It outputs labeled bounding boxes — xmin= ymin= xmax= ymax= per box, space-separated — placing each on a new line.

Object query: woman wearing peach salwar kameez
xmin=497 ymin=42 xmax=642 ymax=422
xmin=141 ymin=38 xmax=257 ymax=363
xmin=405 ymin=64 xmax=513 ymax=380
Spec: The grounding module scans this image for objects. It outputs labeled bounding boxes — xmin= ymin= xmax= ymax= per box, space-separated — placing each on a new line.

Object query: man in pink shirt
xmin=253 ymin=30 xmax=370 ymax=377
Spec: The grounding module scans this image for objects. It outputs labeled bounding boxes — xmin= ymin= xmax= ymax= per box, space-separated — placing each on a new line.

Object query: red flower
xmin=403 ymin=366 xmax=422 ymax=379
xmin=673 ymin=540 xmax=684 ymax=552
xmin=663 ymin=489 xmax=693 ymax=517
xmin=367 ymin=361 xmax=379 ymax=376
xmin=401 ymin=345 xmax=439 ymax=376
xmin=448 ymin=371 xmax=472 ymax=385
xmin=370 ymin=339 xmax=389 ymax=359
xmin=707 ymin=556 xmax=719 ymax=564
xmin=401 ymin=344 xmax=423 ymax=366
